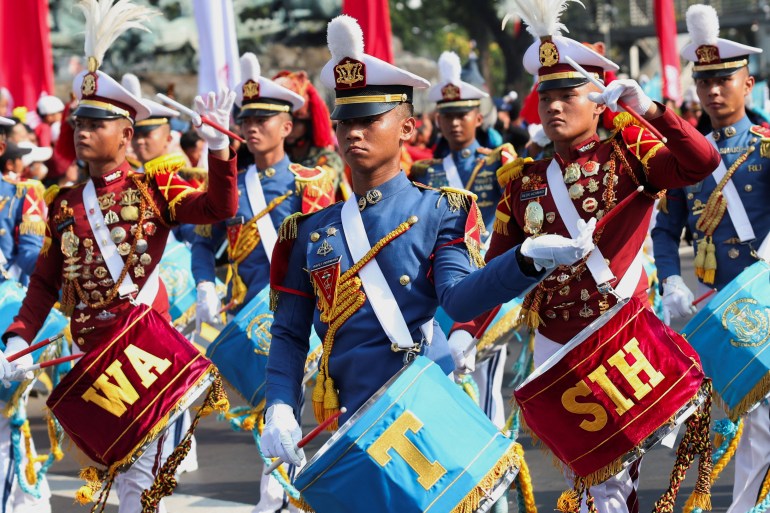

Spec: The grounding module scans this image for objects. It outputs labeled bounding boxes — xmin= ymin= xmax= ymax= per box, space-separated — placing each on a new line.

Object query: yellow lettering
xmin=124 ymin=344 xmax=171 ymax=389
xmin=588 ymin=364 xmax=634 ymax=415
xmin=81 ymin=360 xmax=139 ymax=417
xmin=608 ymin=338 xmax=665 ymax=401
xmin=367 ymin=410 xmax=447 ymax=490
xmin=561 ymin=380 xmax=608 ymax=432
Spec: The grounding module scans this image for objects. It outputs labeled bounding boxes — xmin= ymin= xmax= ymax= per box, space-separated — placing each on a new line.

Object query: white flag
xmin=193 ymin=0 xmax=241 ymax=96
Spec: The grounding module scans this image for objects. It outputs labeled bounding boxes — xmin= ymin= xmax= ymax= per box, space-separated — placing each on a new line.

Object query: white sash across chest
xmin=82 ymin=179 xmax=159 ymax=305
xmin=244 ymin=165 xmax=279 ymax=263
xmin=340 ymin=195 xmax=433 ymax=350
xmin=442 ymin=154 xmax=465 ymax=190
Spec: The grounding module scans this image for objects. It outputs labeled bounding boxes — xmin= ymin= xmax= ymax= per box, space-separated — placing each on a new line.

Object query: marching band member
xmin=192 ymin=53 xmax=335 ymax=328
xmin=190 ymin=52 xmax=334 ymax=513
xmin=411 ymin=50 xmax=515 ymax=434
xmin=451 ymin=0 xmax=721 ymax=511
xmin=652 ymin=6 xmax=770 ymax=513
xmin=262 ymin=14 xmax=595 ymax=473
xmin=0 ymin=116 xmax=51 ymax=513
xmin=0 ymin=1 xmax=239 ymax=510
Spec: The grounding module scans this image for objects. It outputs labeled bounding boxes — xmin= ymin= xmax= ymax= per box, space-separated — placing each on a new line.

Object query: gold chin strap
xmin=335 ymin=94 xmax=408 ymax=105
xmin=693 ymin=59 xmax=748 ymax=72
xmin=78 ymin=100 xmax=131 ymax=119
xmin=437 ymin=100 xmax=481 ymax=110
xmin=241 ymin=102 xmax=291 ymax=113
xmin=538 ymin=71 xmax=602 ymax=83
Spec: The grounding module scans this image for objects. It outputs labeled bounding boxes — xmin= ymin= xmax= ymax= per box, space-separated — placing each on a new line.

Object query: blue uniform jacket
xmin=652 ymin=116 xmax=770 ymax=289
xmin=191 ymin=155 xmax=304 ymax=308
xmin=0 ymin=178 xmax=45 ymax=285
xmin=266 ymin=171 xmax=543 ymax=420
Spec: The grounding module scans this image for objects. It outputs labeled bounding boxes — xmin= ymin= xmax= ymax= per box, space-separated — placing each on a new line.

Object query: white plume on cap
xmin=438 ymin=52 xmax=462 ymax=83
xmin=240 ymin=53 xmax=261 ymax=80
xmin=503 ymin=0 xmax=583 ymax=39
xmin=121 ymin=73 xmax=141 ymax=97
xmin=77 ymin=0 xmax=158 ymax=70
xmin=686 ymin=4 xmax=719 ymax=46
xmin=327 ymin=15 xmax=365 ymax=62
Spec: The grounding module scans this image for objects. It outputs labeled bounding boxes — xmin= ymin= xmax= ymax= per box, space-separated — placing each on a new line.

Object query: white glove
xmin=448 ymin=330 xmax=476 ymax=375
xmin=261 ymin=404 xmax=305 ymax=467
xmin=196 ymin=281 xmax=222 ymax=328
xmin=528 ymin=124 xmax=551 ymax=148
xmin=662 ymin=275 xmax=696 ymax=325
xmin=588 ymin=79 xmax=653 ymax=116
xmin=1 ymin=336 xmax=34 ymax=387
xmin=520 ymin=218 xmax=596 ymax=270
xmin=192 ymin=88 xmax=236 ymax=151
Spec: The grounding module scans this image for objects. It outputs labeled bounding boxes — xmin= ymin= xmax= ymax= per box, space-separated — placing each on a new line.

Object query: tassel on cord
xmin=694 ymin=238 xmax=707 ymax=279
xmin=703 ymin=238 xmax=717 ymax=285
xmin=75 ymin=466 xmax=105 ymax=505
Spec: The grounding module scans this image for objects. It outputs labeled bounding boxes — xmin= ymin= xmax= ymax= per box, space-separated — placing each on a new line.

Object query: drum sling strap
xmin=225 ymin=165 xmax=292 ymax=306
xmin=310 ymin=195 xmax=427 ymax=429
xmin=694 ymin=136 xmax=758 ymax=283
xmin=442 ymin=154 xmax=464 ymax=190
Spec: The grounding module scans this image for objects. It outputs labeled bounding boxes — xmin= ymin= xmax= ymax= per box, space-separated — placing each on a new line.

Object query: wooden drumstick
xmin=462 ymin=308 xmax=499 ymax=357
xmin=155 ymin=93 xmax=245 ymax=144
xmin=596 ymin=186 xmax=644 ymax=231
xmin=263 ymin=407 xmax=348 ymax=475
xmin=564 ymin=56 xmax=667 ymax=143
xmin=15 ymin=353 xmax=81 ymax=374
xmin=692 ymin=288 xmax=717 ymax=306
xmin=7 ymin=334 xmax=65 ymax=362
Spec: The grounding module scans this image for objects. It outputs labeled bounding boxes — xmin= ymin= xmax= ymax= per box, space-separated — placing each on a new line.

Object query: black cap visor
xmin=332 ymin=85 xmax=412 ymax=121
xmin=537 ymin=77 xmax=590 ymax=92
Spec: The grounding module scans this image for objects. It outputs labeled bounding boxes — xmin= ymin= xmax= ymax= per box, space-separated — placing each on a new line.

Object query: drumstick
xmin=462 ymin=308 xmax=499 ymax=357
xmin=155 ymin=93 xmax=245 ymax=144
xmin=595 ymin=186 xmax=644 ymax=230
xmin=263 ymin=407 xmax=348 ymax=475
xmin=563 ymin=56 xmax=667 ymax=143
xmin=7 ymin=334 xmax=65 ymax=362
xmin=18 ymin=353 xmax=81 ymax=373
xmin=692 ymin=288 xmax=717 ymax=306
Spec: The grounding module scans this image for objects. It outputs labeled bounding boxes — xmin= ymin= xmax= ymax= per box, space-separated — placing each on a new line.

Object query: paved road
xmin=26 ymin=246 xmax=738 ymax=513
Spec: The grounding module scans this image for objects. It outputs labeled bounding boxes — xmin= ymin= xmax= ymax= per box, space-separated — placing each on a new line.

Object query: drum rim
xmin=516 ymin=298 xmax=631 ymax=390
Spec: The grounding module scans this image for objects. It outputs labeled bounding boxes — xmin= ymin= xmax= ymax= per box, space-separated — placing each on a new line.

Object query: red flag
xmin=654 ymin=0 xmax=682 ymax=103
xmin=342 ymin=0 xmax=394 ymax=64
xmin=0 ymin=1 xmax=54 ymax=110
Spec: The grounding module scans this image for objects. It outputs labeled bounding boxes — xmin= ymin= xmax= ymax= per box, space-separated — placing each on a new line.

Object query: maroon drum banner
xmin=47 ymin=304 xmax=214 ymax=468
xmin=514 ymin=298 xmax=704 ymax=481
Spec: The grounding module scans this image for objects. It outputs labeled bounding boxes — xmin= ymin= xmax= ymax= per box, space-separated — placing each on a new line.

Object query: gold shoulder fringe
xmin=20 ymin=220 xmax=46 ymax=236
xmin=497 ymin=157 xmax=533 ymax=188
xmin=438 ymin=187 xmax=476 ymax=212
xmin=143 ymin=154 xmax=187 ymax=178
xmin=44 ymin=185 xmax=60 ymax=206
xmin=291 ymin=165 xmax=334 ymax=198
xmin=485 ymin=142 xmax=516 ymax=165
xmin=279 ymin=212 xmax=305 ymax=242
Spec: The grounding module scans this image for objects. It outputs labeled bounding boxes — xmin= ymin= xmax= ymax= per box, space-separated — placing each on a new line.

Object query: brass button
xmin=77 ymin=337 xmax=85 ymax=346
xmin=687 ymin=193 xmax=694 ymax=200
xmin=265 ymin=168 xmax=276 ymax=178
xmin=0 ymin=229 xmax=6 ymax=236
xmin=399 ymin=275 xmax=410 ymax=286
xmin=407 ymin=215 xmax=418 ymax=225
xmin=745 ymin=184 xmax=753 ymax=192
xmin=692 ymin=232 xmax=699 ymax=240
xmin=310 ymin=232 xmax=320 ymax=242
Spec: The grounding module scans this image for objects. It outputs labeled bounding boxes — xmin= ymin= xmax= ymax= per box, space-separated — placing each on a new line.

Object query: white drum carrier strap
xmin=245 ymin=164 xmax=279 ymax=263
xmin=340 ymin=195 xmax=433 ymax=350
xmin=546 ymin=159 xmax=643 ymax=299
xmin=442 ymin=154 xmax=464 ymax=190
xmin=83 ymin=179 xmax=160 ymax=306
xmin=707 ymin=134 xmax=756 ymax=243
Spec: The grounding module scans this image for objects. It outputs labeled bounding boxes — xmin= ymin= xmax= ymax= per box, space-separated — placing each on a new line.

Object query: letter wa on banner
xmin=193 ymin=0 xmax=241 ymax=97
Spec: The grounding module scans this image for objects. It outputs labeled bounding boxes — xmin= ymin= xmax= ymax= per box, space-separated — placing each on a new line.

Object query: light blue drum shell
xmin=682 ymin=260 xmax=770 ymax=420
xmin=207 ymin=286 xmax=321 ymax=407
xmin=295 ymin=356 xmax=518 ymax=513
xmin=0 ymin=281 xmax=70 ymax=403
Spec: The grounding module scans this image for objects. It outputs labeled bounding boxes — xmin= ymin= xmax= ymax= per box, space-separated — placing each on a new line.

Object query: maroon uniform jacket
xmin=6 ymin=152 xmax=238 ymax=351
xmin=454 ymin=108 xmax=720 ymax=344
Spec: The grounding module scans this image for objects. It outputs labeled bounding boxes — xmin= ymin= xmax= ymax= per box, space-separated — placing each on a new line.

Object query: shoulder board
xmin=438 ymin=186 xmax=477 ymax=212
xmin=484 ymin=142 xmax=517 ymax=166
xmin=496 ymin=156 xmax=534 ymax=188
xmin=412 ymin=180 xmax=439 ymax=192
xmin=477 ymin=146 xmax=492 ymax=156
xmin=410 ymin=158 xmax=441 ymax=179
xmin=126 ymin=155 xmax=142 ymax=170
xmin=750 ymin=125 xmax=770 ymax=139
xmin=614 ymin=113 xmax=664 ymax=168
xmin=143 ymin=154 xmax=187 ymax=178
xmin=277 ymin=210 xmax=321 ymax=243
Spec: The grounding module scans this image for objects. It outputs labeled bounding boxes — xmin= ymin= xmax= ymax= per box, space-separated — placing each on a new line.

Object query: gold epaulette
xmin=438 ymin=186 xmax=476 ymax=212
xmin=126 ymin=155 xmax=142 ymax=169
xmin=484 ymin=142 xmax=515 ymax=165
xmin=410 ymin=158 xmax=441 ymax=179
xmin=613 ymin=112 xmax=665 ymax=169
xmin=143 ymin=154 xmax=187 ymax=178
xmin=178 ymin=167 xmax=208 ymax=182
xmin=278 ymin=210 xmax=317 ymax=242
xmin=289 ymin=163 xmax=334 ymax=198
xmin=14 ymin=179 xmax=45 ymax=199
xmin=749 ymin=125 xmax=770 ymax=158
xmin=497 ymin=157 xmax=534 ymax=188
xmin=611 ymin=111 xmax=639 ymax=133
xmin=44 ymin=185 xmax=60 ymax=206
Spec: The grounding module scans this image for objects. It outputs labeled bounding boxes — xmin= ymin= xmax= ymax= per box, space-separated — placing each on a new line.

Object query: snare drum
xmin=47 ymin=304 xmax=216 ymax=469
xmin=294 ymin=356 xmax=519 ymax=513
xmin=206 ymin=286 xmax=322 ymax=407
xmin=515 ymin=297 xmax=705 ymax=481
xmin=682 ymin=260 xmax=770 ymax=420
